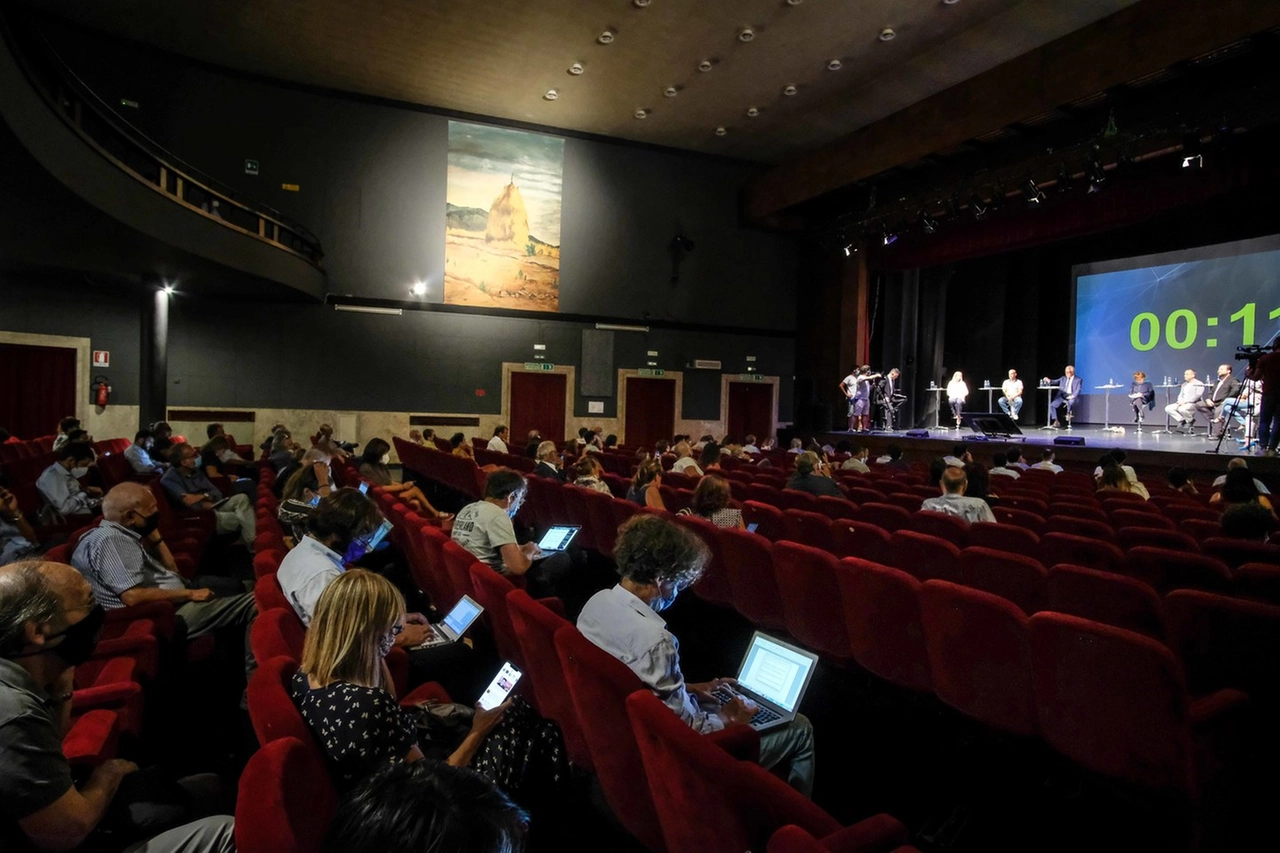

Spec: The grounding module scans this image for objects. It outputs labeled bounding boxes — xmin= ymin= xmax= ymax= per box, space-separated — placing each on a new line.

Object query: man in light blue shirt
xmin=35 ymin=442 xmax=101 ymax=518
xmin=921 ymin=467 xmax=997 ymax=525
xmin=159 ymin=444 xmax=254 ymax=548
xmin=123 ymin=429 xmax=165 ymax=474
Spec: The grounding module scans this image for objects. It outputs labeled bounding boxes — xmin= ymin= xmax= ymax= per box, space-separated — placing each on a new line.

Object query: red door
xmin=726 ymin=382 xmax=774 ymax=443
xmin=0 ymin=343 xmax=77 ymax=440
xmin=624 ymin=377 xmax=676 ymax=448
xmin=509 ymin=372 xmax=566 ymax=449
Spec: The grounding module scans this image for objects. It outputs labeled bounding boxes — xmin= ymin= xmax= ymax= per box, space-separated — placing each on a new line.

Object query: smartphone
xmin=358 ymin=482 xmax=369 ymax=495
xmin=477 ymin=661 xmax=522 ymax=710
xmin=746 ymin=522 xmax=759 ymax=533
xmin=367 ymin=518 xmax=393 ymax=551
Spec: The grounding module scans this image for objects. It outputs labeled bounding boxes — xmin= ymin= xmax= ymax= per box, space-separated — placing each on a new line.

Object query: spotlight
xmin=969 ymin=195 xmax=988 ymax=221
xmin=882 ymin=231 xmax=898 ymax=247
xmin=1022 ymin=178 xmax=1046 ymax=206
xmin=410 ymin=281 xmax=427 ymax=297
xmin=918 ymin=210 xmax=938 ymax=235
xmin=162 ymin=283 xmax=175 ymax=295
xmin=1087 ymin=158 xmax=1107 ymax=193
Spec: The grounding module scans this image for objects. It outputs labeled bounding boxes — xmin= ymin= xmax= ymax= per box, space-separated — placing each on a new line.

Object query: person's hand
xmin=403 ymin=612 xmax=429 ymax=626
xmin=181 ymin=493 xmax=204 ymax=507
xmin=689 ymin=677 xmax=737 ymax=703
xmin=94 ymin=759 xmax=140 ymax=782
xmin=187 ymin=588 xmax=215 ymax=602
xmin=719 ymin=694 xmax=759 ymax=726
xmin=396 ymin=623 xmax=431 ymax=648
xmin=470 ymin=699 xmax=511 ymax=739
xmin=86 ymin=486 xmax=103 ymax=497
xmin=520 ymin=541 xmax=541 ymax=559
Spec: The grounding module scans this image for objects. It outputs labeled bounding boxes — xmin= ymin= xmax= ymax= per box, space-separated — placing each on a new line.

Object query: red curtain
xmin=624 ymin=378 xmax=676 ymax=448
xmin=509 ymin=373 xmax=566 ymax=448
xmin=0 ymin=343 xmax=78 ymax=440
xmin=726 ymin=382 xmax=773 ymax=442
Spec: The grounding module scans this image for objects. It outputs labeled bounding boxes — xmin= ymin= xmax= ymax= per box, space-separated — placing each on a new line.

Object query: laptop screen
xmin=737 ymin=633 xmax=816 ymax=713
xmin=537 ymin=525 xmax=579 ymax=552
xmin=443 ymin=596 xmax=483 ymax=636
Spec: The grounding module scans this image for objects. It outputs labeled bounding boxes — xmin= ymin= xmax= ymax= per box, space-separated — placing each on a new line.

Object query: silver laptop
xmin=711 ymin=631 xmax=819 ymax=732
xmin=414 ymin=595 xmax=484 ymax=649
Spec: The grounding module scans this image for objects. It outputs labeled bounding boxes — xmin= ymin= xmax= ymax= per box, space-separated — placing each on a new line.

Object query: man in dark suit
xmin=532 ymin=440 xmax=565 ymax=481
xmin=1196 ymin=364 xmax=1243 ymax=437
xmin=1042 ymin=365 xmax=1083 ymax=428
xmin=1129 ymin=371 xmax=1155 ymax=423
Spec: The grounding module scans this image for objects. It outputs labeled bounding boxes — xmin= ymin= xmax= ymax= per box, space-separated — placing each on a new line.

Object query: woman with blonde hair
xmin=946 ymin=371 xmax=968 ymax=427
xmin=627 ymin=457 xmax=667 ymax=510
xmin=291 ymin=569 xmax=507 ymax=791
xmin=572 ymin=456 xmax=611 ymax=494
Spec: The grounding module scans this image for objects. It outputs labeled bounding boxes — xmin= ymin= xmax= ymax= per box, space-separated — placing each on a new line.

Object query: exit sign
xmin=638 ymin=368 xmax=665 ymax=377
xmin=523 ymin=362 xmax=555 ymax=371
xmin=245 ymin=159 xmax=259 ymax=175
xmin=738 ymin=373 xmax=766 ymax=381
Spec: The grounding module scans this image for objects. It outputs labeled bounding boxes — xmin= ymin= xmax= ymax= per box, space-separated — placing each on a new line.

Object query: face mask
xmin=17 ymin=605 xmax=106 ymax=667
xmin=134 ymin=511 xmax=161 ymax=538
xmin=649 ymin=581 xmax=680 ymax=613
xmin=190 ymin=455 xmax=203 ymax=468
xmin=380 ymin=454 xmax=390 ymax=465
xmin=70 ymin=466 xmax=90 ymax=478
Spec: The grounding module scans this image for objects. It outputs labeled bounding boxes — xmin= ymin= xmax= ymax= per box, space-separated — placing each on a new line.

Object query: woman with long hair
xmin=685 ymin=474 xmax=744 ymax=529
xmin=292 ymin=570 xmax=507 ymax=791
xmin=359 ymin=438 xmax=449 ymax=519
xmin=627 ymin=457 xmax=666 ymax=510
xmin=572 ymin=457 xmax=611 ymax=494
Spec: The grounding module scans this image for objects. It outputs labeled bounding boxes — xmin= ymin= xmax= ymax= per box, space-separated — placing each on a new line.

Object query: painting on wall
xmin=444 ymin=121 xmax=565 ymax=311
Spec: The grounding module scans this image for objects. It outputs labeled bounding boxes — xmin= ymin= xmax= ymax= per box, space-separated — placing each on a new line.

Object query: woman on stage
xmin=946 ymin=371 xmax=968 ymax=428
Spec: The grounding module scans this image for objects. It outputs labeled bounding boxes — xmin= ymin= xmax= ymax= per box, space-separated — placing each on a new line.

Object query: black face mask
xmin=15 ymin=605 xmax=105 ymax=667
xmin=134 ymin=511 xmax=161 ymax=538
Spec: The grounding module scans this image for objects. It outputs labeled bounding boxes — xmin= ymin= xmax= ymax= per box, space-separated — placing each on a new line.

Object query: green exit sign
xmin=523 ymin=362 xmax=555 ymax=371
xmin=638 ymin=368 xmax=665 ymax=377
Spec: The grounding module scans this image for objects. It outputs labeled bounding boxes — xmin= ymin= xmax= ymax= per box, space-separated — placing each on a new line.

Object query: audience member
xmin=124 ymin=429 xmax=166 ymax=474
xmin=1096 ymin=463 xmax=1138 ymax=498
xmin=1031 ymin=449 xmax=1062 ymax=473
xmin=316 ymin=423 xmax=357 ymax=456
xmin=487 ymin=425 xmax=510 ymax=454
xmin=50 ymin=417 xmax=80 ymax=451
xmin=359 ymin=439 xmax=448 ymax=519
xmin=963 ymin=463 xmax=999 ymax=507
xmin=320 ymin=760 xmax=527 ymax=853
xmin=532 ymin=441 xmax=564 ymax=481
xmin=989 ymin=452 xmax=1020 ymax=479
xmin=759 ymin=437 xmax=777 ymax=452
xmin=571 ymin=457 xmax=610 ymax=494
xmin=927 ymin=457 xmax=947 ymax=487
xmin=159 ymin=444 xmax=256 ymax=548
xmin=787 ymin=438 xmax=803 ymax=454
xmin=1212 ymin=458 xmax=1270 ymax=495
xmin=1167 ymin=467 xmax=1198 ymax=496
xmin=451 ymin=432 xmax=475 ymax=460
xmin=684 ymin=475 xmax=744 ymax=529
xmin=841 ymin=445 xmax=870 ymax=472
xmin=1210 ymin=467 xmax=1276 ymax=517
xmin=1220 ymin=502 xmax=1278 ymax=540
xmin=36 ymin=441 xmax=101 ymax=518
xmin=200 ymin=436 xmax=255 ymax=496
xmin=603 ymin=434 xmax=618 ymax=450
xmin=942 ymin=443 xmax=971 ymax=468
xmin=0 ymin=560 xmax=236 ymax=853
xmin=627 ymin=458 xmax=666 ymax=510
xmin=877 ymin=444 xmax=910 ymax=470
xmin=577 ymin=515 xmax=815 ymax=796
xmin=279 ymin=449 xmax=336 ymax=525
xmin=0 ymin=486 xmax=40 ymax=565
xmin=291 ymin=570 xmax=507 ymax=791
xmin=151 ymin=421 xmax=176 ymax=457
xmin=785 ymin=452 xmax=842 ymax=498
xmin=921 ymin=467 xmax=996 ymax=524
xmin=698 ymin=441 xmax=722 ymax=472
xmin=741 ymin=434 xmax=760 ymax=454
xmin=670 ymin=442 xmax=703 ymax=476
xmin=260 ymin=423 xmax=287 ymax=452
xmin=1005 ymin=448 xmax=1029 ymax=470
xmin=267 ymin=430 xmax=299 ymax=472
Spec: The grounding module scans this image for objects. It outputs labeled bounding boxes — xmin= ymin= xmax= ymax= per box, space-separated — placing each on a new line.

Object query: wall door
xmin=509 ymin=372 xmax=566 ymax=449
xmin=624 ymin=377 xmax=676 ymax=447
xmin=0 ymin=343 xmax=77 ymax=439
xmin=726 ymin=381 xmax=774 ymax=442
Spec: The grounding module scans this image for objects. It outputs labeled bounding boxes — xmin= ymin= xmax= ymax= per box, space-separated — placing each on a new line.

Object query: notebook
xmin=413 ymin=595 xmax=485 ymax=649
xmin=710 ymin=632 xmax=819 ymax=732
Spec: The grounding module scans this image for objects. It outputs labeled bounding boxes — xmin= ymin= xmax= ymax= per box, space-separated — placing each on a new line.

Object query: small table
xmin=1038 ymin=385 xmax=1058 ymax=430
xmin=980 ymin=384 xmax=999 ymax=413
xmin=1096 ymin=384 xmax=1125 ymax=433
xmin=1156 ymin=384 xmax=1180 ymax=434
xmin=927 ymin=385 xmax=944 ymax=429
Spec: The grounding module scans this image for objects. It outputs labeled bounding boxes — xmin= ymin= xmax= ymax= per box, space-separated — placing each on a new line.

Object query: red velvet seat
xmin=998 ymin=494 xmax=1049 ymax=515
xmin=845 ymin=486 xmax=888 ymax=505
xmin=909 ymin=510 xmax=969 ymax=548
xmin=1045 ymin=564 xmax=1166 ymax=639
xmin=1180 ymin=518 xmax=1223 ymax=542
xmin=507 ymin=591 xmax=592 ymax=770
xmin=1047 ymin=502 xmax=1109 ymax=524
xmin=1165 ymin=589 xmax=1280 ymax=709
xmin=782 ymin=509 xmax=839 ymax=552
xmin=252 ymin=574 xmax=291 ymax=615
xmin=582 ymin=487 xmax=619 ymax=555
xmin=71 ymin=657 xmax=144 ymax=737
xmin=712 ymin=529 xmax=783 ymax=632
xmin=836 ymin=558 xmax=931 ymax=691
xmin=1116 ymin=526 xmax=1199 ymax=553
xmin=63 ymin=709 xmax=120 ymax=768
xmin=858 ymin=502 xmax=911 ymax=533
xmin=887 ymin=530 xmax=963 ymax=584
xmin=919 ymin=580 xmax=1037 ymax=736
xmin=1028 ymin=611 xmax=1248 ymax=798
xmin=744 ymin=500 xmax=787 ymax=541
xmin=968 ymin=521 xmax=1040 ymax=556
xmin=745 ymin=483 xmax=783 ymax=506
xmin=773 ymin=541 xmax=850 ymax=659
xmin=1111 ymin=508 xmax=1176 ymax=531
xmin=958 ymin=546 xmax=1047 ymax=614
xmin=884 ymin=492 xmax=926 ymax=514
xmin=1126 ymin=545 xmax=1233 ymax=594
xmin=246 ymin=655 xmax=316 ymax=748
xmin=1044 ymin=515 xmax=1116 ymax=543
xmin=236 ymin=737 xmax=337 ymax=853
xmin=673 ymin=514 xmax=735 ymax=608
xmin=626 ymin=691 xmax=909 ymax=853
xmin=440 ymin=538 xmax=481 ymax=600
xmin=768 ymin=824 xmax=922 ymax=853
xmin=250 ymin=606 xmax=305 ymax=663
xmin=815 ymin=495 xmax=858 ymax=521
xmin=1165 ymin=504 xmax=1223 ymax=525
xmin=1233 ymin=562 xmax=1280 ymax=604
xmin=1039 ymin=532 xmax=1126 ymax=573
xmin=419 ymin=524 xmax=457 ymax=602
xmin=777 ymin=489 xmax=821 ymax=514
xmin=560 ymin=486 xmax=596 ymax=551
xmin=468 ymin=564 xmax=523 ymax=670
xmin=831 ymin=520 xmax=891 ymax=564
xmin=991 ymin=506 xmax=1046 ymax=535
xmin=1201 ymin=537 xmax=1280 ymax=569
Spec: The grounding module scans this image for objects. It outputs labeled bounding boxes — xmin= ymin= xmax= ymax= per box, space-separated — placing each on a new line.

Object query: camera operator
xmin=1246 ymin=342 xmax=1280 ymax=455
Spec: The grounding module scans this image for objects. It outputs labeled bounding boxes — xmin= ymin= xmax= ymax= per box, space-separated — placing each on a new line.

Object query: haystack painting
xmin=444 ymin=121 xmax=564 ymax=311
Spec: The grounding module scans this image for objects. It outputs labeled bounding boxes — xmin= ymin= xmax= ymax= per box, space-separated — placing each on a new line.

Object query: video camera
xmin=1235 ymin=343 xmax=1273 ymax=364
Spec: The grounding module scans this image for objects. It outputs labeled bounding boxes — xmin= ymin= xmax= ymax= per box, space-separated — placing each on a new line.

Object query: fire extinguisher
xmin=93 ymin=375 xmax=111 ymax=409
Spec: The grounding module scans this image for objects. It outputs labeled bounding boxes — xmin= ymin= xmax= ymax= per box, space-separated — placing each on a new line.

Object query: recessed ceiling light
xmin=598 ymin=30 xmax=615 ymax=44
xmin=738 ymin=28 xmax=755 ymax=42
xmin=714 ymin=126 xmax=727 ymax=136
xmin=543 ymin=89 xmax=559 ymax=101
xmin=782 ymin=84 xmax=797 ymax=96
xmin=746 ymin=107 xmax=760 ymax=117
xmin=827 ymin=58 xmax=843 ymax=71
xmin=786 ymin=0 xmax=804 ymax=5
xmin=633 ymin=0 xmax=651 ymax=6
xmin=567 ymin=62 xmax=584 ymax=75
xmin=634 ymin=108 xmax=649 ymax=119
xmin=663 ymin=86 xmax=678 ymax=98
xmin=697 ymin=59 xmax=714 ymax=72
xmin=879 ymin=27 xmax=896 ymax=42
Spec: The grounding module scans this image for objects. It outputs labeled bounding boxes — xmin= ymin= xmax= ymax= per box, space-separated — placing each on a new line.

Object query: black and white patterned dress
xmin=290 ymin=671 xmax=416 ymax=790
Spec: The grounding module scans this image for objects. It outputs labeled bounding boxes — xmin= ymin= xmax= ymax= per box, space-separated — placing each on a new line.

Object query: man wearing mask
xmin=0 ymin=560 xmax=235 ymax=852
xmin=159 ymin=444 xmax=255 ymax=549
xmin=35 ymin=442 xmax=102 ymax=518
xmin=71 ymin=483 xmax=255 ymax=649
xmin=577 ymin=515 xmax=816 ymax=796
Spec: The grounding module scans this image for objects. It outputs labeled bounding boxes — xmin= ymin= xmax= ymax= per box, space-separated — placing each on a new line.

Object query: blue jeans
xmin=998 ymin=397 xmax=1023 ymax=418
xmin=1259 ymin=395 xmax=1279 ymax=451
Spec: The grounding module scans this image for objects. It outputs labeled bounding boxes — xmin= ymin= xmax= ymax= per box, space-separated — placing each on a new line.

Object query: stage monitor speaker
xmin=905 ymin=429 xmax=930 ymax=438
xmin=1054 ymin=436 xmax=1086 ymax=446
xmin=960 ymin=412 xmax=1023 ymax=437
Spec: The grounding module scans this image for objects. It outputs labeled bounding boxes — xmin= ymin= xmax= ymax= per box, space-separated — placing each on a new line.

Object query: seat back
xmin=958 ymin=546 xmax=1047 ymax=614
xmin=991 ymin=506 xmax=1046 ymax=535
xmin=836 ymin=559 xmax=931 ymax=691
xmin=772 ymin=541 xmax=849 ymax=659
xmin=626 ymin=691 xmax=839 ymax=853
xmin=1044 ymin=515 xmax=1116 ymax=543
xmin=1111 ymin=508 xmax=1175 ymax=531
xmin=235 ymin=736 xmax=337 ymax=853
xmin=743 ymin=501 xmax=786 ymax=541
xmin=717 ymin=528 xmax=786 ymax=630
xmin=250 ymin=607 xmax=306 ymax=663
xmin=920 ymin=580 xmax=1036 ymax=736
xmin=440 ymin=539 xmax=481 ymax=600
xmin=467 ymin=564 xmax=523 ymax=670
xmin=910 ymin=510 xmax=970 ymax=548
xmin=1201 ymin=537 xmax=1280 ymax=570
xmin=1115 ymin=527 xmax=1199 ymax=554
xmin=245 ymin=655 xmax=314 ymax=747
xmin=1039 ymin=532 xmax=1126 ymax=573
xmin=831 ymin=520 xmax=891 ymax=564
xmin=781 ymin=509 xmax=837 ymax=552
xmin=582 ymin=488 xmax=619 ymax=555
xmin=1125 ymin=546 xmax=1232 ymax=594
xmin=887 ymin=530 xmax=963 ymax=584
xmin=968 ymin=522 xmax=1040 ymax=556
xmin=673 ymin=514 xmax=734 ymax=608
xmin=1028 ymin=612 xmax=1195 ymax=794
xmin=1046 ymin=564 xmax=1165 ymax=639
xmin=1165 ymin=589 xmax=1280 ymax=708
xmin=1233 ymin=562 xmax=1280 ymax=605
xmin=507 ymin=591 xmax=592 ymax=770
xmin=253 ymin=574 xmax=292 ymax=615
xmin=857 ymin=502 xmax=912 ymax=533
xmin=814 ymin=495 xmax=858 ymax=521
xmin=777 ymin=489 xmax=821 ymax=514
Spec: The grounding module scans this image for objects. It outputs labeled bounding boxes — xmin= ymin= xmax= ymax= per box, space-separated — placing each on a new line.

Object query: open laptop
xmin=710 ymin=631 xmax=820 ymax=732
xmin=413 ymin=595 xmax=485 ymax=649
xmin=536 ymin=525 xmax=580 ymax=552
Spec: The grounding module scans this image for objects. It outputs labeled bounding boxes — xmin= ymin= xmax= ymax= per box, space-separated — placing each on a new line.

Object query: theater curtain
xmin=0 ymin=343 xmax=77 ymax=440
xmin=875 ymin=268 xmax=951 ymax=429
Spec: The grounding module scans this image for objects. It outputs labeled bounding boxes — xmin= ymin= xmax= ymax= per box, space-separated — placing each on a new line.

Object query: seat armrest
xmin=706 ymin=722 xmax=760 ymax=763
xmin=1190 ymin=688 xmax=1249 ymax=726
xmin=535 ymin=596 xmax=567 ymax=619
xmin=63 ymin=710 xmax=120 ymax=767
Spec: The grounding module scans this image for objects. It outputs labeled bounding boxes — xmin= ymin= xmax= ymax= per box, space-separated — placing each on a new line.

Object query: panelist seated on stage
xmin=1128 ymin=371 xmax=1155 ymax=423
xmin=1195 ymin=364 xmax=1242 ymax=437
xmin=946 ymin=372 xmax=968 ymax=424
xmin=1042 ymin=366 xmax=1082 ymax=428
xmin=921 ymin=467 xmax=996 ymax=525
xmin=998 ymin=370 xmax=1024 ymax=421
xmin=1165 ymin=369 xmax=1208 ymax=433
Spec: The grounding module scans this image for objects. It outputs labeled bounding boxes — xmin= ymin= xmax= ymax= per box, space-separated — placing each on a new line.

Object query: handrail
xmin=0 ymin=9 xmax=324 ymax=267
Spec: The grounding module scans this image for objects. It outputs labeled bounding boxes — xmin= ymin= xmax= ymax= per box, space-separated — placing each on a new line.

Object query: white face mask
xmin=70 ymin=466 xmax=90 ymax=478
xmin=380 ymin=454 xmax=390 ymax=465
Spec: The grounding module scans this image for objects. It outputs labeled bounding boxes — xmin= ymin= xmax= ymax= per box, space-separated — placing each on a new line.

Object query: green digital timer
xmin=1130 ymin=302 xmax=1280 ymax=351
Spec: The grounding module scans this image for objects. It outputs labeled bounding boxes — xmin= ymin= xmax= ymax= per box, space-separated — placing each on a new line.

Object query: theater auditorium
xmin=2 ymin=1 xmax=1279 ymax=851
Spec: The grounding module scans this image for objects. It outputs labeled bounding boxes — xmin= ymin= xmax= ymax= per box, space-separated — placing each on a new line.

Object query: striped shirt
xmin=71 ymin=521 xmax=185 ymax=610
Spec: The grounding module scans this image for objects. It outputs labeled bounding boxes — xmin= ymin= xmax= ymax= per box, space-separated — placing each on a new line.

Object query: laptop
xmin=536 ymin=525 xmax=580 ymax=552
xmin=413 ymin=595 xmax=485 ymax=649
xmin=710 ymin=631 xmax=820 ymax=732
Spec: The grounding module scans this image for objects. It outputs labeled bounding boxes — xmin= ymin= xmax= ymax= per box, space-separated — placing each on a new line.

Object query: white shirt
xmin=486 ymin=436 xmax=509 ymax=453
xmin=921 ymin=493 xmax=996 ymax=525
xmin=990 ymin=466 xmax=1020 ymax=479
xmin=1031 ymin=461 xmax=1063 ymax=473
xmin=36 ymin=463 xmax=98 ymax=516
xmin=671 ymin=457 xmax=703 ymax=476
xmin=123 ymin=443 xmax=163 ymax=474
xmin=1212 ymin=474 xmax=1270 ymax=495
xmin=1176 ymin=380 xmax=1206 ymax=405
xmin=942 ymin=456 xmax=966 ymax=468
xmin=741 ymin=444 xmax=760 ymax=454
xmin=1002 ymin=379 xmax=1024 ymax=399
xmin=947 ymin=380 xmax=968 ymax=402
xmin=841 ymin=457 xmax=870 ymax=472
xmin=276 ymin=535 xmax=346 ymax=626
